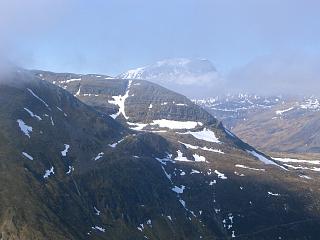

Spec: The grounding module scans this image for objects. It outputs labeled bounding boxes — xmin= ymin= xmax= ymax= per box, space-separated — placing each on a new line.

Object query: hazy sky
xmin=1 ymin=0 xmax=320 ymax=95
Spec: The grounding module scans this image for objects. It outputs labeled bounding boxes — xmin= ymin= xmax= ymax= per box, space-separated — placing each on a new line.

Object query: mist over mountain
xmin=118 ymin=54 xmax=320 ymax=99
xmin=118 ymin=58 xmax=224 ymax=98
xmin=226 ymin=53 xmax=320 ymax=96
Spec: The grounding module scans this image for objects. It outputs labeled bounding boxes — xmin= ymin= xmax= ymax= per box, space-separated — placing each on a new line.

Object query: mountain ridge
xmin=194 ymin=93 xmax=320 ymax=154
xmin=0 ymin=69 xmax=319 ymax=239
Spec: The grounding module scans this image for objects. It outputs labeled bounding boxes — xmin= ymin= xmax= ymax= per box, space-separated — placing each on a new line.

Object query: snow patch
xmin=174 ymin=150 xmax=192 ymax=162
xmin=94 ymin=206 xmax=101 ymax=216
xmin=273 ymin=157 xmax=320 ymax=165
xmin=299 ymin=175 xmax=312 ymax=179
xmin=24 ymin=108 xmax=42 ymax=120
xmin=282 ymin=164 xmax=320 ymax=172
xmin=179 ymin=141 xmax=224 ymax=154
xmin=246 ymin=150 xmax=278 ymax=165
xmin=91 ymin=226 xmax=105 ymax=232
xmin=108 ymin=80 xmax=132 ymax=119
xmin=182 ymin=128 xmax=220 ymax=143
xmin=150 ymin=119 xmax=202 ymax=130
xmin=61 ymin=144 xmax=70 ymax=157
xmin=75 ymin=86 xmax=81 ymax=96
xmin=155 ymin=154 xmax=175 ymax=165
xmin=66 ymin=166 xmax=74 ymax=174
xmin=161 ymin=166 xmax=172 ymax=182
xmin=127 ymin=122 xmax=148 ymax=131
xmin=268 ymin=191 xmax=281 ymax=196
xmin=146 ymin=219 xmax=152 ymax=226
xmin=17 ymin=119 xmax=32 ymax=138
xmin=276 ymin=107 xmax=294 ymax=115
xmin=109 ymin=138 xmax=124 ymax=148
xmin=172 ymin=185 xmax=185 ymax=194
xmin=22 ymin=152 xmax=33 ymax=160
xmin=176 ymin=103 xmax=188 ymax=106
xmin=214 ymin=170 xmax=227 ymax=179
xmin=94 ymin=152 xmax=104 ymax=161
xmin=50 ymin=116 xmax=55 ymax=126
xmin=209 ymin=180 xmax=216 ymax=185
xmin=191 ymin=169 xmax=200 ymax=174
xmin=56 ymin=106 xmax=67 ymax=117
xmin=179 ymin=199 xmax=186 ymax=208
xmin=43 ymin=167 xmax=54 ymax=179
xmin=234 ymin=171 xmax=245 ymax=177
xmin=60 ymin=78 xmax=81 ymax=83
xmin=193 ymin=154 xmax=206 ymax=162
xmin=202 ymin=147 xmax=224 ymax=154
xmin=27 ymin=88 xmax=49 ymax=108
xmin=235 ymin=164 xmax=265 ymax=171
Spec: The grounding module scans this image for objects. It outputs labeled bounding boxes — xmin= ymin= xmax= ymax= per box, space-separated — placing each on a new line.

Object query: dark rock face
xmin=0 ymin=69 xmax=319 ymax=239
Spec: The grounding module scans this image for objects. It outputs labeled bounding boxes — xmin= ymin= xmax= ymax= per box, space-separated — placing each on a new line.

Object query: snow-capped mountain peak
xmin=119 ymin=67 xmax=146 ymax=79
xmin=118 ymin=58 xmax=217 ymax=81
xmin=118 ymin=58 xmax=220 ymax=98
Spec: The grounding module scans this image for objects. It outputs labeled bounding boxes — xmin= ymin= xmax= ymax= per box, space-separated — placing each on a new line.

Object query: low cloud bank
xmin=226 ymin=53 xmax=320 ymax=96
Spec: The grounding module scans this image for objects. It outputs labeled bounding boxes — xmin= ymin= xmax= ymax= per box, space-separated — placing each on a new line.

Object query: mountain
xmin=0 ymin=69 xmax=320 ymax=239
xmin=194 ymin=94 xmax=320 ymax=154
xmin=118 ymin=58 xmax=217 ymax=80
xmin=193 ymin=94 xmax=283 ymax=130
xmin=118 ymin=58 xmax=221 ymax=98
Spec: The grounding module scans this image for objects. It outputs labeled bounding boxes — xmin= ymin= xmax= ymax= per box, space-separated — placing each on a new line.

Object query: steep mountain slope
xmin=117 ymin=58 xmax=220 ymax=98
xmin=4 ymin=69 xmax=227 ymax=239
xmin=1 ymin=69 xmax=320 ymax=239
xmin=195 ymin=94 xmax=320 ymax=154
xmin=0 ymin=69 xmax=127 ymax=239
xmin=33 ymin=70 xmax=217 ymax=126
xmin=33 ymin=69 xmax=320 ymax=237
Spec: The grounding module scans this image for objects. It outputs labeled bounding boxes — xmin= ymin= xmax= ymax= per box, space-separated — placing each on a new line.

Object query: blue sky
xmin=1 ymin=0 xmax=320 ymax=93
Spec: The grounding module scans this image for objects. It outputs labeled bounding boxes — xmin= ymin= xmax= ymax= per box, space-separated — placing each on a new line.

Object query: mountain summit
xmin=118 ymin=58 xmax=221 ymax=98
xmin=118 ymin=58 xmax=217 ymax=81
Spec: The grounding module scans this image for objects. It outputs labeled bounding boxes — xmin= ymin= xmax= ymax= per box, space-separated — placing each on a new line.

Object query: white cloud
xmin=0 ymin=0 xmax=74 ymax=65
xmin=226 ymin=52 xmax=320 ymax=96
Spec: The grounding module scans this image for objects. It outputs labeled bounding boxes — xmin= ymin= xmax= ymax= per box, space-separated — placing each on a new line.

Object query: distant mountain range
xmin=194 ymin=94 xmax=320 ymax=154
